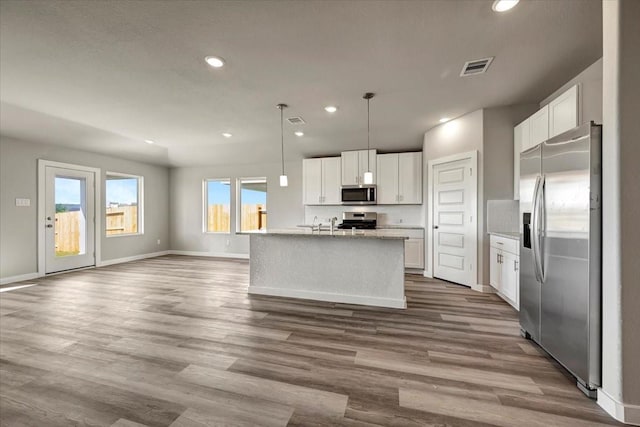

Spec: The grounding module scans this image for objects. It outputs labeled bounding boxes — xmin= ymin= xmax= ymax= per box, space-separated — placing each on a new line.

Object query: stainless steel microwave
xmin=341 ymin=185 xmax=376 ymax=205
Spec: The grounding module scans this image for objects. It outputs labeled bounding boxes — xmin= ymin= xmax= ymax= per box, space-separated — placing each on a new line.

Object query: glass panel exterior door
xmin=45 ymin=166 xmax=95 ymax=273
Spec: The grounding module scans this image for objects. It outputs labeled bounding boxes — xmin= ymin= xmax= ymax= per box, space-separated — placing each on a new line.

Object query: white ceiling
xmin=0 ymin=0 xmax=602 ymax=167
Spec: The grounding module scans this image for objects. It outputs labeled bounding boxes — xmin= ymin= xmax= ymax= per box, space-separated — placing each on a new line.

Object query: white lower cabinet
xmin=489 ymin=235 xmax=519 ymax=310
xmin=404 ymin=238 xmax=424 ymax=269
xmin=376 ymin=228 xmax=424 ymax=269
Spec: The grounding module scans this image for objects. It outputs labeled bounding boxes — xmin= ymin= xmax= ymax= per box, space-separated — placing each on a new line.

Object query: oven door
xmin=341 ymin=186 xmax=376 ymax=205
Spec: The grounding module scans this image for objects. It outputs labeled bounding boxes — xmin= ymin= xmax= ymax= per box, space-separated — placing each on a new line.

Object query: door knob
xmin=434 ymin=226 xmax=439 ymax=229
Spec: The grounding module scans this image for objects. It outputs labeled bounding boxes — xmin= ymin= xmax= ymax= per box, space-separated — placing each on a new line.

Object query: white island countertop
xmin=258 ymin=228 xmax=408 ymax=240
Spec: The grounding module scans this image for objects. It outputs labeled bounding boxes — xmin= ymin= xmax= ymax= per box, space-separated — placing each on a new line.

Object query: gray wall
xmin=169 ymin=160 xmax=304 ymax=256
xmin=0 ymin=136 xmax=170 ymax=279
xmin=540 ymin=57 xmax=603 ymax=125
xmin=423 ymin=106 xmax=535 ymax=286
xmin=423 ymin=110 xmax=484 ymax=284
xmin=482 ymin=105 xmax=537 ymax=284
xmin=602 ymin=0 xmax=640 ymax=415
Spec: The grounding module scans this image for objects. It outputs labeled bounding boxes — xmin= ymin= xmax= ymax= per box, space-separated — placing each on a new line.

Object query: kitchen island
xmin=249 ymin=229 xmax=407 ymax=309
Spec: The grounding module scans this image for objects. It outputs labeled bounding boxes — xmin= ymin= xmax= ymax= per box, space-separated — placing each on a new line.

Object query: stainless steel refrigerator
xmin=519 ymin=122 xmax=601 ymax=397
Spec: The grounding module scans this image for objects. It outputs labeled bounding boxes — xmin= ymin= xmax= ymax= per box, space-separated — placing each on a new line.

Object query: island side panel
xmin=249 ymin=234 xmax=406 ymax=308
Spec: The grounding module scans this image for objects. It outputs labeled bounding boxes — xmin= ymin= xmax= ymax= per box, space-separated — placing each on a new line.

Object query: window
xmin=204 ymin=179 xmax=231 ymax=233
xmin=105 ymin=173 xmax=143 ymax=236
xmin=237 ymin=178 xmax=267 ymax=232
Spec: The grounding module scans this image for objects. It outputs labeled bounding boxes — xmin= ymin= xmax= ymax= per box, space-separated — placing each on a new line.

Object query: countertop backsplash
xmin=304 ymin=204 xmax=424 ymax=228
xmin=487 ymin=200 xmax=519 ymax=233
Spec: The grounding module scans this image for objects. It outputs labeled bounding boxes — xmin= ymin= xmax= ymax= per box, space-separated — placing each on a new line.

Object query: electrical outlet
xmin=398 ymin=218 xmax=403 ymax=224
xmin=226 ymin=239 xmax=230 ymax=246
xmin=15 ymin=198 xmax=31 ymax=207
xmin=157 ymin=239 xmax=161 ymax=245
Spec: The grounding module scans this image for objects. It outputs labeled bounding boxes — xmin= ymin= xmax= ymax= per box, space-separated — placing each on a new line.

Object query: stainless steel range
xmin=338 ymin=212 xmax=377 ymax=230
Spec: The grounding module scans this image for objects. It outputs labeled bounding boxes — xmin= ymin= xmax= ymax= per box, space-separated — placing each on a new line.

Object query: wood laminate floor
xmin=0 ymin=255 xmax=619 ymax=426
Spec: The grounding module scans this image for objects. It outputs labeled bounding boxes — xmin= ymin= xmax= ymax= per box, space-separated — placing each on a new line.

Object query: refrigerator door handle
xmin=531 ymin=175 xmax=542 ymax=282
xmin=532 ymin=175 xmax=545 ymax=283
xmin=539 ymin=175 xmax=547 ymax=283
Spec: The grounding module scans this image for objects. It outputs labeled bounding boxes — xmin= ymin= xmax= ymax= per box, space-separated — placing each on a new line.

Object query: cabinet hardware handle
xmin=514 ymin=260 xmax=518 ymax=271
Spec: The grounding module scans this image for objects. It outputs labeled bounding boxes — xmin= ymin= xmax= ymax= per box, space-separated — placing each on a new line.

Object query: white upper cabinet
xmin=341 ymin=149 xmax=376 ymax=185
xmin=376 ymin=154 xmax=398 ymax=204
xmin=341 ymin=151 xmax=359 ymax=186
xmin=398 ymin=152 xmax=422 ymax=204
xmin=321 ymin=156 xmax=341 ymax=205
xmin=548 ymin=85 xmax=579 ymax=138
xmin=376 ymin=152 xmax=422 ymax=205
xmin=303 ymin=157 xmax=341 ymax=205
xmin=303 ymin=158 xmax=322 ymax=205
xmin=514 ymin=119 xmax=530 ymax=199
xmin=514 ymin=84 xmax=581 ymax=200
xmin=529 ymin=105 xmax=549 ymax=147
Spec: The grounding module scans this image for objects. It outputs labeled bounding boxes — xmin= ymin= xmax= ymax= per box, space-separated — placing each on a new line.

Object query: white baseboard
xmin=472 ymin=283 xmax=495 ymax=293
xmin=248 ymin=286 xmax=407 ymax=309
xmin=598 ymin=388 xmax=640 ymax=425
xmin=0 ymin=272 xmax=40 ymax=285
xmin=169 ymin=250 xmax=249 ymax=260
xmin=97 ymin=250 xmax=170 ymax=267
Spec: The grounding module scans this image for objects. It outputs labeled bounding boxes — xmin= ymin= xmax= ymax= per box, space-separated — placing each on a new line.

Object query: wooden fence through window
xmin=55 ymin=206 xmax=138 ymax=255
xmin=207 ymin=204 xmax=266 ymax=232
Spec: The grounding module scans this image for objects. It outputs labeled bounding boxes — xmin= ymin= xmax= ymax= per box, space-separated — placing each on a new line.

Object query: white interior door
xmin=45 ymin=166 xmax=96 ymax=273
xmin=432 ymin=157 xmax=475 ymax=286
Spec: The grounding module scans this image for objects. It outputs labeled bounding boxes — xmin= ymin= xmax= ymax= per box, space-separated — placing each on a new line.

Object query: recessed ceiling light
xmin=144 ymin=139 xmax=154 ymax=144
xmin=324 ymin=106 xmax=338 ymax=113
xmin=294 ymin=131 xmax=304 ymax=137
xmin=205 ymin=56 xmax=225 ymax=68
xmin=439 ymin=118 xmax=451 ymax=123
xmin=492 ymin=0 xmax=519 ymax=12
xmin=222 ymin=132 xmax=233 ymax=138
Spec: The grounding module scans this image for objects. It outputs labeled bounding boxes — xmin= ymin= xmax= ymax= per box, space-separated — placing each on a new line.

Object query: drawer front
xmin=490 ymin=235 xmax=519 ymax=255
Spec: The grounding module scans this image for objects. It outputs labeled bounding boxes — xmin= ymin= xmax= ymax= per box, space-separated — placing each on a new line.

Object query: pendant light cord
xmin=280 ymin=106 xmax=285 ymax=175
xmin=367 ymin=96 xmax=370 ymax=171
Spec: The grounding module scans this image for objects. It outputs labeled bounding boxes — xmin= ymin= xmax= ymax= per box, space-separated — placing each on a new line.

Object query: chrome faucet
xmin=311 ymin=216 xmax=319 ymax=232
xmin=330 ymin=217 xmax=338 ymax=235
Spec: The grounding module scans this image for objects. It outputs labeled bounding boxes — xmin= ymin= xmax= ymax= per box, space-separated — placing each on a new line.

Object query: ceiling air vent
xmin=287 ymin=117 xmax=305 ymax=125
xmin=460 ymin=57 xmax=494 ymax=77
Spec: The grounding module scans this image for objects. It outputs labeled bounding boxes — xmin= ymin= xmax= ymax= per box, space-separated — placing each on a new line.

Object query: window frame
xmin=203 ymin=178 xmax=232 ymax=234
xmin=236 ymin=177 xmax=268 ymax=234
xmin=104 ymin=171 xmax=144 ymax=237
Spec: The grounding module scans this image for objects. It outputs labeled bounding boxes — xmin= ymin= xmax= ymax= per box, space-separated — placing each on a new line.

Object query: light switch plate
xmin=15 ymin=198 xmax=31 ymax=207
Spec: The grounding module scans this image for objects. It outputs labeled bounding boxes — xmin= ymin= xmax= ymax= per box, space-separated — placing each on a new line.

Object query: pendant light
xmin=363 ymin=92 xmax=375 ymax=185
xmin=276 ymin=103 xmax=289 ymax=187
